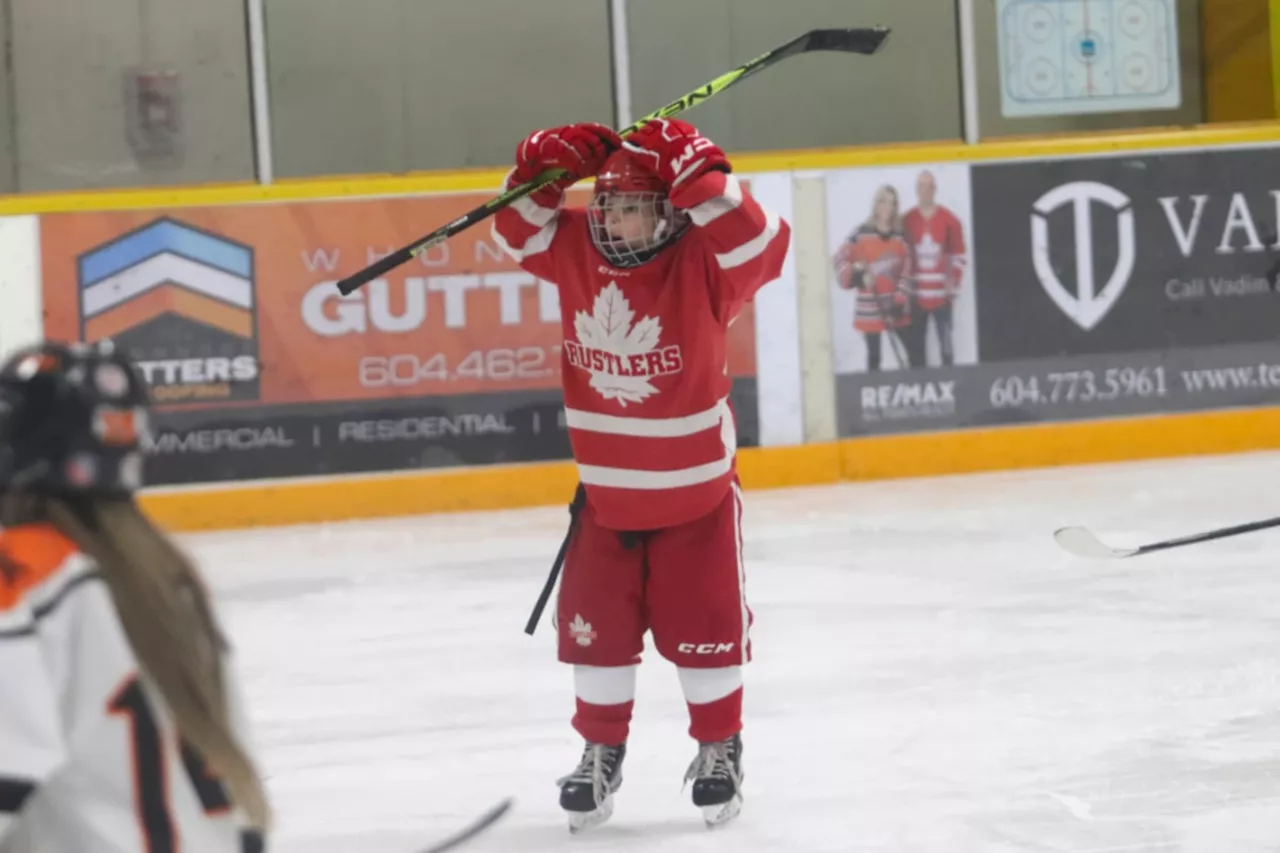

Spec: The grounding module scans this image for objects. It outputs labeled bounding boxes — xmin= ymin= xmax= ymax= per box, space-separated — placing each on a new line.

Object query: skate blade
xmin=566 ymin=795 xmax=614 ymax=834
xmin=700 ymin=794 xmax=742 ymax=828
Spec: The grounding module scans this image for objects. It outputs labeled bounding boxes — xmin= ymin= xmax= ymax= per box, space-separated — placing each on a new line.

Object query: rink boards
xmin=2 ymin=123 xmax=1280 ymax=529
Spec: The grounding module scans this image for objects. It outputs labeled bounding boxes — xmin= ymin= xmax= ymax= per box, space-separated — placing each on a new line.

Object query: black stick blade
xmin=418 ymin=798 xmax=514 ymax=853
xmin=804 ymin=27 xmax=891 ymax=55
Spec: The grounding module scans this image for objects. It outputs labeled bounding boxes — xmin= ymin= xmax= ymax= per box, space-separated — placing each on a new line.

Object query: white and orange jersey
xmin=0 ymin=522 xmax=263 ymax=853
xmin=833 ymin=226 xmax=914 ymax=333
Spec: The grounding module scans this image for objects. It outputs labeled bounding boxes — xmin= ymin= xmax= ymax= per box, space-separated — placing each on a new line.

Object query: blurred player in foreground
xmin=493 ymin=118 xmax=791 ymax=830
xmin=0 ymin=340 xmax=270 ymax=853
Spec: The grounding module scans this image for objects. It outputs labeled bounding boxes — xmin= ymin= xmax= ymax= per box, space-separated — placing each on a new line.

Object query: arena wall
xmin=3 ymin=122 xmax=1279 ymax=531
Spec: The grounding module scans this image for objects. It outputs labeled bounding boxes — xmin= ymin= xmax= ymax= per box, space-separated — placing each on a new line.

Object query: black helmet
xmin=0 ymin=339 xmax=151 ymax=497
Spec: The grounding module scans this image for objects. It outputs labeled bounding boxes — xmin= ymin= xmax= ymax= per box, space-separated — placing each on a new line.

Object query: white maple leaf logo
xmin=569 ymin=614 xmax=596 ymax=647
xmin=573 ymin=281 xmax=663 ymax=406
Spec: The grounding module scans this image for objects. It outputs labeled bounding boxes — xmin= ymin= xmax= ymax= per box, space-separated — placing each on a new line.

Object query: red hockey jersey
xmin=492 ymin=170 xmax=790 ymax=531
xmin=902 ymin=205 xmax=966 ymax=311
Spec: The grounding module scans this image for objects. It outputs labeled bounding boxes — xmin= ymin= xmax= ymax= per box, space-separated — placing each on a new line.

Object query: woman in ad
xmin=832 ymin=184 xmax=915 ymax=371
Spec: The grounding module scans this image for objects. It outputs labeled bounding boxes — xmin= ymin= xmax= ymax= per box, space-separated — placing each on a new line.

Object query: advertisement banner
xmin=970 ymin=144 xmax=1280 ymax=361
xmin=836 ymin=341 xmax=1280 ymax=436
xmin=825 ymin=162 xmax=980 ymax=432
xmin=830 ymin=143 xmax=1280 ymax=437
xmin=40 ymin=190 xmax=761 ymax=484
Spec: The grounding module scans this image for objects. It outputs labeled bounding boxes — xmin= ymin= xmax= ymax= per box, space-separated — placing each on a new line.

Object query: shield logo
xmin=1030 ymin=181 xmax=1135 ymax=331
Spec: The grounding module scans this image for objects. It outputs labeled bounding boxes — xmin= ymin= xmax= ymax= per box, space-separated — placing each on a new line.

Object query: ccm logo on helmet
xmin=677 ymin=642 xmax=735 ymax=655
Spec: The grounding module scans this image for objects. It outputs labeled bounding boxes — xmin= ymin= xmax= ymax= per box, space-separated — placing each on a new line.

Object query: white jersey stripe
xmin=576 ymin=455 xmax=733 ymax=490
xmin=490 ymin=216 xmax=559 ymax=264
xmin=510 ymin=193 xmax=559 ymax=229
xmin=686 ymin=175 xmax=744 ymax=226
xmin=733 ymin=480 xmax=749 ymax=666
xmin=714 ymin=208 xmax=781 ymax=270
xmin=565 ymin=398 xmax=728 ymax=438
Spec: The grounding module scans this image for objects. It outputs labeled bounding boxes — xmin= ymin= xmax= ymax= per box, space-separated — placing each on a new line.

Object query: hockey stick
xmin=334 ymin=26 xmax=891 ymax=296
xmin=523 ymin=519 xmax=573 ymax=636
xmin=419 ymin=798 xmax=514 ymax=853
xmin=1053 ymin=516 xmax=1280 ymax=560
xmin=871 ymin=291 xmax=910 ymax=368
xmin=524 ymin=484 xmax=585 ymax=636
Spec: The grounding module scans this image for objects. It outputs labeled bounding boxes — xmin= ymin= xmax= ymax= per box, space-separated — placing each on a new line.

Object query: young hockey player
xmin=492 ymin=118 xmax=791 ymax=830
xmin=0 ymin=340 xmax=270 ymax=853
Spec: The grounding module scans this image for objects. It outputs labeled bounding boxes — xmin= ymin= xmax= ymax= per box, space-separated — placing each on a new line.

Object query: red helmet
xmin=588 ymin=149 xmax=689 ymax=268
xmin=592 ymin=148 xmax=665 ymax=195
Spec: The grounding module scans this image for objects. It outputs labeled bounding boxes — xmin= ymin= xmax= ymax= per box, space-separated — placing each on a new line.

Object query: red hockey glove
xmin=513 ymin=123 xmax=621 ymax=187
xmin=620 ymin=118 xmax=729 ymax=190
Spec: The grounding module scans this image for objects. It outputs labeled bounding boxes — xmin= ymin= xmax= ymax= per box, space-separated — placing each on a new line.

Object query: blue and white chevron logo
xmin=75 ymin=217 xmax=260 ymax=403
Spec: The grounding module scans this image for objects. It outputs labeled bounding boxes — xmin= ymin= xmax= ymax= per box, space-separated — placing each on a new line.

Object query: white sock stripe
xmin=678 ymin=666 xmax=743 ymax=705
xmin=574 ymin=664 xmax=638 ymax=706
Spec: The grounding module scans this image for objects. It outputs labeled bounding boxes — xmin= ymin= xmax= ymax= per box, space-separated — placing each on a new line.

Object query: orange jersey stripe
xmin=0 ymin=524 xmax=81 ymax=613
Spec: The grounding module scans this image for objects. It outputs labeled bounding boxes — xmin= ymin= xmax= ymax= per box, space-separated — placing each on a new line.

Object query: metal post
xmin=1 ymin=0 xmax=18 ymax=191
xmin=245 ymin=0 xmax=275 ymax=184
xmin=957 ymin=0 xmax=981 ymax=144
xmin=608 ymin=0 xmax=633 ymax=128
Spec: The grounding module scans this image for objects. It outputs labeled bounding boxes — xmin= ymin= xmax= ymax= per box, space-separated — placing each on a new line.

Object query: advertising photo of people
xmin=826 ymin=164 xmax=977 ymax=374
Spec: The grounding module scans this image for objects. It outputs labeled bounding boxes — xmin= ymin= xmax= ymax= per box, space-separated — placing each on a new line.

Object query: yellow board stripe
xmin=7 ymin=122 xmax=1280 ymax=216
xmin=137 ymin=405 xmax=1280 ymax=532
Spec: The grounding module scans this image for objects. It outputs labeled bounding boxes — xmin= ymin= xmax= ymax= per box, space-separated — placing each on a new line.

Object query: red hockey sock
xmin=572 ymin=664 xmax=637 ymax=744
xmin=572 ymin=698 xmax=634 ymax=745
xmin=686 ymin=686 xmax=743 ymax=743
xmin=678 ymin=666 xmax=744 ymax=742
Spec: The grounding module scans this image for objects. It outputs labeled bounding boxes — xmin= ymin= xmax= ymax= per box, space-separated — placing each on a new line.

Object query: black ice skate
xmin=557 ymin=741 xmax=626 ymax=833
xmin=684 ymin=733 xmax=744 ymax=827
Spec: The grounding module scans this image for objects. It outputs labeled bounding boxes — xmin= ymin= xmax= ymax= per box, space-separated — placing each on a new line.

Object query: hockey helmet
xmin=588 ymin=148 xmax=689 ymax=268
xmin=0 ymin=340 xmax=151 ymax=497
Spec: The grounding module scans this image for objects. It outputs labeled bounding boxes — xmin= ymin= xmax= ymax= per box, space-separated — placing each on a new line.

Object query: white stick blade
xmin=1053 ymin=527 xmax=1137 ymax=559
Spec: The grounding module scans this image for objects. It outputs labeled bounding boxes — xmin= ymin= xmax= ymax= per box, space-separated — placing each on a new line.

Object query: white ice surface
xmin=188 ymin=449 xmax=1280 ymax=853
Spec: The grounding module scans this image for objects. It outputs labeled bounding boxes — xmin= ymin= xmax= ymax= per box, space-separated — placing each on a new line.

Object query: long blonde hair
xmin=864 ymin=184 xmax=903 ymax=234
xmin=7 ymin=494 xmax=271 ymax=832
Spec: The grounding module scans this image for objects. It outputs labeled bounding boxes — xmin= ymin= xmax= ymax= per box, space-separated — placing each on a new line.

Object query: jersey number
xmin=108 ymin=675 xmax=236 ymax=853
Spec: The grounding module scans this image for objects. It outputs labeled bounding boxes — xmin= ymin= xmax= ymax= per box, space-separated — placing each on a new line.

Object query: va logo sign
xmin=1030 ymin=181 xmax=1136 ymax=331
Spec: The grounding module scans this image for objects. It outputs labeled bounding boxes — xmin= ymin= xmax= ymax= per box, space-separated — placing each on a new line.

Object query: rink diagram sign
xmin=996 ymin=0 xmax=1181 ymax=117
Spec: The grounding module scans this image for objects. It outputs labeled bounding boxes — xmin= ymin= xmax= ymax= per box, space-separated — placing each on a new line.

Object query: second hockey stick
xmin=1054 ymin=515 xmax=1280 ymax=560
xmin=418 ymin=798 xmax=514 ymax=853
xmin=335 ymin=25 xmax=891 ymax=296
xmin=524 ymin=484 xmax=585 ymax=636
